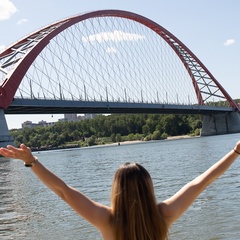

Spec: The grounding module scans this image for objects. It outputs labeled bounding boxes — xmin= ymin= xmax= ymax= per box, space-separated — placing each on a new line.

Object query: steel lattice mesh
xmin=12 ymin=16 xmax=198 ymax=105
xmin=0 ymin=17 xmax=206 ymax=107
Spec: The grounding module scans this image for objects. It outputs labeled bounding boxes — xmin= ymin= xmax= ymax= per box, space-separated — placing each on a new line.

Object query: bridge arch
xmin=0 ymin=9 xmax=239 ymax=111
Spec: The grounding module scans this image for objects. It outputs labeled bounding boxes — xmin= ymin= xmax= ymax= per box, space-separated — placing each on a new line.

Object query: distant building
xmin=59 ymin=113 xmax=97 ymax=122
xmin=22 ymin=121 xmax=37 ymax=129
xmin=21 ymin=114 xmax=98 ymax=129
xmin=58 ymin=113 xmax=78 ymax=122
xmin=85 ymin=113 xmax=97 ymax=119
xmin=22 ymin=120 xmax=55 ymax=129
xmin=64 ymin=114 xmax=78 ymax=121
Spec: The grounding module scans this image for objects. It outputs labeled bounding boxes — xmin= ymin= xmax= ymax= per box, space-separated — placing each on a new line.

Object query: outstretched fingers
xmin=0 ymin=146 xmax=16 ymax=158
xmin=0 ymin=144 xmax=32 ymax=161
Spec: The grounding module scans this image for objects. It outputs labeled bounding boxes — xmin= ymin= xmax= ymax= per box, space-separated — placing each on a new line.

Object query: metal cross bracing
xmin=161 ymin=33 xmax=235 ymax=107
xmin=0 ymin=9 xmax=239 ymax=114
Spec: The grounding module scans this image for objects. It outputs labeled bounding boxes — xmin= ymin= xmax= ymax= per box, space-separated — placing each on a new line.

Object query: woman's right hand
xmin=0 ymin=144 xmax=35 ymax=164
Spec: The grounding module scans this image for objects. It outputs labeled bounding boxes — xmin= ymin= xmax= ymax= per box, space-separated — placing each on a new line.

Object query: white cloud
xmin=82 ymin=30 xmax=145 ymax=43
xmin=17 ymin=18 xmax=28 ymax=25
xmin=0 ymin=0 xmax=17 ymax=20
xmin=224 ymin=39 xmax=235 ymax=46
xmin=106 ymin=47 xmax=118 ymax=54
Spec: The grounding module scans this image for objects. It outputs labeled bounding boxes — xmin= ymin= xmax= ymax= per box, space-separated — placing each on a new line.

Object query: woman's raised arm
xmin=159 ymin=141 xmax=240 ymax=227
xmin=0 ymin=144 xmax=111 ymax=231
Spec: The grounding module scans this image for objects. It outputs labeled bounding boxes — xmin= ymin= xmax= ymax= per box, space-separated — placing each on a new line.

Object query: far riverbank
xmin=31 ymin=134 xmax=198 ymax=152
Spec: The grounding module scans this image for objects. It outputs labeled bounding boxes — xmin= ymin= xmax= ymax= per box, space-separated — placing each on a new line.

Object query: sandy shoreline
xmin=166 ymin=134 xmax=194 ymax=140
xmin=101 ymin=135 xmax=197 ymax=147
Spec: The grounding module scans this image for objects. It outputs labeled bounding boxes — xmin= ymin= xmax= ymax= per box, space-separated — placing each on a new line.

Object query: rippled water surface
xmin=1 ymin=133 xmax=240 ymax=239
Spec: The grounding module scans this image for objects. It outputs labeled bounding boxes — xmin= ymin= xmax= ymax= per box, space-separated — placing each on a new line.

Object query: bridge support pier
xmin=0 ymin=109 xmax=14 ymax=148
xmin=201 ymin=112 xmax=240 ymax=136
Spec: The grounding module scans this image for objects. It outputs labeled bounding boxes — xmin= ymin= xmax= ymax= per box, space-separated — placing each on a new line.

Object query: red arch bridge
xmin=0 ymin=10 xmax=240 ymax=147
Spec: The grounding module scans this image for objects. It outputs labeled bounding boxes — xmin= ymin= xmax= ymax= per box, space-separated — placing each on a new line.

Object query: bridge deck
xmin=4 ymin=98 xmax=234 ymax=115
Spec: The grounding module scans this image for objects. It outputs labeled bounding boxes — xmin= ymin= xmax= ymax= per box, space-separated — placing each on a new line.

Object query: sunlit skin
xmin=0 ymin=141 xmax=240 ymax=240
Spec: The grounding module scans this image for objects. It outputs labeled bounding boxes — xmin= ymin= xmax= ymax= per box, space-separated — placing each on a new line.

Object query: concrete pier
xmin=0 ymin=109 xmax=14 ymax=147
xmin=201 ymin=112 xmax=240 ymax=136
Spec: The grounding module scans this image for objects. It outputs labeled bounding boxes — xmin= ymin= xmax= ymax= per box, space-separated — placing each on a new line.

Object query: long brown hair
xmin=110 ymin=162 xmax=168 ymax=240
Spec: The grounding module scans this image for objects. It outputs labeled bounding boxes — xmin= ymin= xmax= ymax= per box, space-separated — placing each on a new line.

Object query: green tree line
xmin=10 ymin=114 xmax=202 ymax=149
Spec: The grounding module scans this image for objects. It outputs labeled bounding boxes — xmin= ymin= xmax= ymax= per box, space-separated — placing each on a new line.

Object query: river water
xmin=0 ymin=133 xmax=240 ymax=240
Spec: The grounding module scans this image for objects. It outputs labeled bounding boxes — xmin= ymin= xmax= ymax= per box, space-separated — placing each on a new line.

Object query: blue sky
xmin=0 ymin=0 xmax=239 ymax=129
